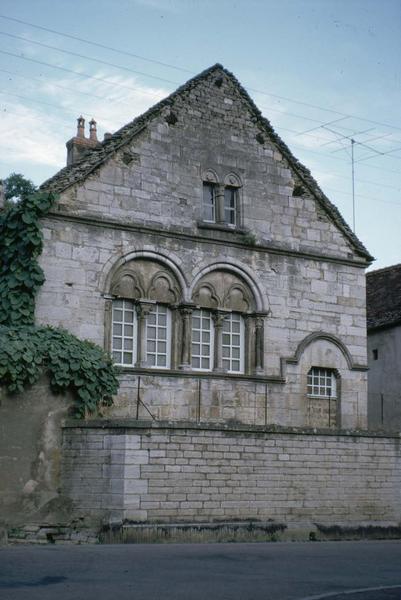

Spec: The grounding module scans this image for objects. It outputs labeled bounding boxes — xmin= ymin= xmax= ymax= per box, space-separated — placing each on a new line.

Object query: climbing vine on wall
xmin=0 ymin=191 xmax=55 ymax=326
xmin=0 ymin=191 xmax=119 ymax=415
xmin=0 ymin=326 xmax=118 ymax=417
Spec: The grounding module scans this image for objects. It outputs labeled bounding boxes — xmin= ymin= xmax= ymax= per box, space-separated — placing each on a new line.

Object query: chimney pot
xmin=77 ymin=115 xmax=85 ymax=138
xmin=104 ymin=132 xmax=112 ymax=141
xmin=89 ymin=118 xmax=98 ymax=142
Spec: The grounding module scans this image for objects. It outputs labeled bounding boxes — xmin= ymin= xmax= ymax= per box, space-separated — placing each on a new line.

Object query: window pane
xmin=112 ymin=299 xmax=137 ymax=365
xmin=307 ymin=367 xmax=337 ymax=398
xmin=147 ymin=340 xmax=156 ymax=352
xmin=220 ymin=313 xmax=244 ymax=373
xmin=191 ymin=309 xmax=213 ymax=371
xmin=125 ymin=311 xmax=134 ymax=323
xmin=224 ymin=187 xmax=237 ymax=225
xmin=147 ymin=313 xmax=156 ymax=325
xmin=124 ymin=325 xmax=133 ymax=337
xmin=203 ymin=183 xmax=216 ymax=222
xmin=113 ymin=309 xmax=122 ymax=321
xmin=113 ymin=323 xmax=122 ymax=335
xmin=145 ymin=305 xmax=171 ymax=369
xmin=113 ymin=337 xmax=122 ymax=350
xmin=232 ymin=321 xmax=240 ymax=333
xmin=124 ymin=338 xmax=133 ymax=351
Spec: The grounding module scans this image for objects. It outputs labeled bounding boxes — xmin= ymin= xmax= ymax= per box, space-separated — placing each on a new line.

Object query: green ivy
xmin=0 ymin=326 xmax=119 ymax=417
xmin=0 ymin=189 xmax=120 ymax=415
xmin=0 ymin=191 xmax=55 ymax=326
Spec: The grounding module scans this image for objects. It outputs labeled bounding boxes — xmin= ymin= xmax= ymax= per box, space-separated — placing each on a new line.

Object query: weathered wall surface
xmin=368 ymin=324 xmax=401 ymax=431
xmin=35 ymin=66 xmax=369 ymax=430
xmin=0 ymin=379 xmax=73 ymax=527
xmin=62 ymin=421 xmax=401 ymax=532
xmin=36 ymin=217 xmax=368 ymax=429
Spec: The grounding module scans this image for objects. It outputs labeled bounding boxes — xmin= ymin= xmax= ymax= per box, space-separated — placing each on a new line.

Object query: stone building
xmin=39 ymin=63 xmax=372 ymax=431
xmin=367 ymin=264 xmax=401 ymax=430
xmin=5 ymin=65 xmax=401 ymax=542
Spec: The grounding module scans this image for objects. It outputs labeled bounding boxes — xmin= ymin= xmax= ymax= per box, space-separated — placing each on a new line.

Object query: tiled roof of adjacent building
xmin=40 ymin=63 xmax=373 ymax=262
xmin=366 ymin=263 xmax=401 ymax=330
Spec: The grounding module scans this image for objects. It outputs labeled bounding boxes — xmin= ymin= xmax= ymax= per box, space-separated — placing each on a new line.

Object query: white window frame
xmin=191 ymin=309 xmax=214 ymax=371
xmin=222 ymin=312 xmax=244 ymax=374
xmin=307 ymin=367 xmax=337 ymax=398
xmin=111 ymin=299 xmax=137 ymax=366
xmin=224 ymin=186 xmax=237 ymax=226
xmin=202 ymin=182 xmax=216 ymax=223
xmin=145 ymin=304 xmax=172 ymax=369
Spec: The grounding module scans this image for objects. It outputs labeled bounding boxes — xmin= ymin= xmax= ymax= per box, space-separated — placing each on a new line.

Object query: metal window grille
xmin=307 ymin=367 xmax=337 ymax=398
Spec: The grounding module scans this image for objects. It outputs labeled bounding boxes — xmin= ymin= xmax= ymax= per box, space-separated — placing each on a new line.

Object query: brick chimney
xmin=66 ymin=116 xmax=101 ymax=166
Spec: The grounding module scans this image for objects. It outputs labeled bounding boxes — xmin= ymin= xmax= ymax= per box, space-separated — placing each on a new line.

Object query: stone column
xmin=254 ymin=314 xmax=265 ymax=375
xmin=135 ymin=302 xmax=153 ymax=368
xmin=103 ymin=295 xmax=113 ymax=352
xmin=178 ymin=305 xmax=193 ymax=370
xmin=216 ymin=184 xmax=225 ymax=224
xmin=212 ymin=311 xmax=227 ymax=372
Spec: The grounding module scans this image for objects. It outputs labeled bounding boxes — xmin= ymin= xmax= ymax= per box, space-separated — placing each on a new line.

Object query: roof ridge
xmin=367 ymin=263 xmax=401 ymax=277
xmin=40 ymin=63 xmax=372 ymax=262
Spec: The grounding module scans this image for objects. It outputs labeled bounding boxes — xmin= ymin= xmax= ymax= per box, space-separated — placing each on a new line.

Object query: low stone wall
xmin=0 ymin=379 xmax=73 ymax=530
xmin=62 ymin=420 xmax=401 ymax=538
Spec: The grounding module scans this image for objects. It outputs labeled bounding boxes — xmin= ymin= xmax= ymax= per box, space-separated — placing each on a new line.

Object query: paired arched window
xmin=202 ymin=171 xmax=241 ymax=227
xmin=106 ymin=259 xmax=265 ymax=375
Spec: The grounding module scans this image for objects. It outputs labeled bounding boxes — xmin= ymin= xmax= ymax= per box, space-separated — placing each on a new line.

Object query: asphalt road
xmin=1 ymin=541 xmax=401 ymax=600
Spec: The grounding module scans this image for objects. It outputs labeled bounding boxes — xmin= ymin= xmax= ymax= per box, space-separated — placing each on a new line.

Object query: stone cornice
xmin=62 ymin=418 xmax=401 ymax=439
xmin=43 ymin=211 xmax=369 ymax=268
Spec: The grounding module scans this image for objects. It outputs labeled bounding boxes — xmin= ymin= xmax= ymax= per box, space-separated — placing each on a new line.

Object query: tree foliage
xmin=0 ymin=183 xmax=119 ymax=416
xmin=0 ymin=326 xmax=118 ymax=417
xmin=0 ymin=190 xmax=55 ymax=325
xmin=3 ymin=172 xmax=37 ymax=202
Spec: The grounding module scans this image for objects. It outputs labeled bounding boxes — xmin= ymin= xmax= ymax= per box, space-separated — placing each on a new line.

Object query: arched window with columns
xmin=186 ymin=269 xmax=266 ymax=375
xmin=105 ymin=258 xmax=182 ymax=369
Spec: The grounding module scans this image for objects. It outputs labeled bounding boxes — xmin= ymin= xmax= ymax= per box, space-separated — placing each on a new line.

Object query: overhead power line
xmin=0 ymin=31 xmax=181 ymax=86
xmin=0 ymin=13 xmax=193 ymax=74
xmin=1 ymin=13 xmax=401 ymax=135
xmin=0 ymin=49 xmax=166 ymax=100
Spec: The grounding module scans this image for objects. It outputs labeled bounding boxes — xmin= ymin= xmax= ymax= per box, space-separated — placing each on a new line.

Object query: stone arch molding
xmin=285 ymin=331 xmax=366 ymax=372
xmin=190 ymin=262 xmax=267 ymax=313
xmin=101 ymin=250 xmax=189 ymax=300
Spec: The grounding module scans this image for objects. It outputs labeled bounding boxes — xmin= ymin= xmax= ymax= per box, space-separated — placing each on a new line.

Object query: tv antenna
xmin=297 ymin=117 xmax=395 ymax=234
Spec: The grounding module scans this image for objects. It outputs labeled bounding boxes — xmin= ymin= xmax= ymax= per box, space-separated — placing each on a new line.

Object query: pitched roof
xmin=366 ymin=263 xmax=401 ymax=330
xmin=40 ymin=63 xmax=373 ymax=262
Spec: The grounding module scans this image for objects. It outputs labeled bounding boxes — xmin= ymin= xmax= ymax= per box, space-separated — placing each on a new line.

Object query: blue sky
xmin=0 ymin=0 xmax=400 ymax=269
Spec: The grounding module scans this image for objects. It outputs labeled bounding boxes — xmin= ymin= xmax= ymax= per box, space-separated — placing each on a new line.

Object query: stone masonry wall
xmin=62 ymin=422 xmax=401 ymax=531
xmin=37 ymin=217 xmax=368 ymax=429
